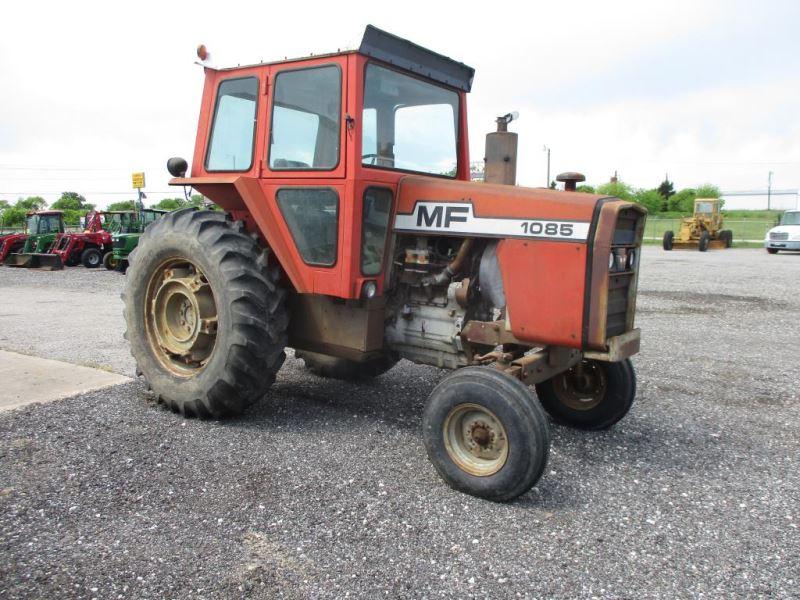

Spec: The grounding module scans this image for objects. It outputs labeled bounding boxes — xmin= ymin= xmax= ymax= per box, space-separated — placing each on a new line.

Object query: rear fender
xmin=169 ymin=176 xmax=309 ymax=293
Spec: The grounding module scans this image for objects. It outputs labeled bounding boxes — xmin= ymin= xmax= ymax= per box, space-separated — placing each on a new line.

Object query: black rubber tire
xmin=698 ymin=231 xmax=710 ymax=252
xmin=719 ymin=230 xmax=733 ymax=248
xmin=766 ymin=248 xmax=779 ymax=254
xmin=662 ymin=230 xmax=674 ymax=250
xmin=102 ymin=251 xmax=117 ymax=270
xmin=81 ymin=247 xmax=102 ymax=268
xmin=296 ymin=350 xmax=397 ymax=380
xmin=122 ymin=208 xmax=288 ymax=418
xmin=117 ymin=259 xmax=129 ymax=274
xmin=423 ymin=367 xmax=550 ymax=502
xmin=535 ymin=358 xmax=636 ymax=430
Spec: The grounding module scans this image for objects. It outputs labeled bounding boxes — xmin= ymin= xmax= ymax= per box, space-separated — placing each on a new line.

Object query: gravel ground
xmin=1 ymin=248 xmax=799 ymax=599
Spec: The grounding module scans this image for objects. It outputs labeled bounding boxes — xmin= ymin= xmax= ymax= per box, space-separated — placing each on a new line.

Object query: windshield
xmin=780 ymin=211 xmax=800 ymax=226
xmin=695 ymin=201 xmax=715 ymax=214
xmin=362 ymin=64 xmax=459 ymax=177
xmin=26 ymin=215 xmax=38 ymax=233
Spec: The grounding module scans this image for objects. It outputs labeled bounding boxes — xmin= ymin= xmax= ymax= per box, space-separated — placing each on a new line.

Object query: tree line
xmin=572 ymin=177 xmax=722 ymax=214
xmin=0 ymin=192 xmax=215 ymax=229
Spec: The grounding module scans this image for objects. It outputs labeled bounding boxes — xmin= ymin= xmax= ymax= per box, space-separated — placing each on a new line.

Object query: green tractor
xmin=5 ymin=211 xmax=66 ymax=268
xmin=106 ymin=208 xmax=167 ymax=272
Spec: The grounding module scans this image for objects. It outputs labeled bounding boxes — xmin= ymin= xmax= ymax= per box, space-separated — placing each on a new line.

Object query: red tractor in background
xmin=49 ymin=210 xmax=135 ymax=269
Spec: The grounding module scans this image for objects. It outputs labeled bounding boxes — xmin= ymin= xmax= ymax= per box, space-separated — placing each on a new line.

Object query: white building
xmin=721 ymin=189 xmax=799 ymax=211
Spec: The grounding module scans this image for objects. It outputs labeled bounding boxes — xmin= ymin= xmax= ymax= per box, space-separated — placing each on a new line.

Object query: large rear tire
xmin=719 ymin=230 xmax=733 ymax=248
xmin=423 ymin=367 xmax=550 ymax=502
xmin=296 ymin=350 xmax=396 ymax=381
xmin=766 ymin=248 xmax=779 ymax=255
xmin=535 ymin=358 xmax=636 ymax=430
xmin=123 ymin=208 xmax=288 ymax=418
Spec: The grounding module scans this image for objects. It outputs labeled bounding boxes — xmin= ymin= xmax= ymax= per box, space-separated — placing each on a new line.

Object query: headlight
xmin=626 ymin=249 xmax=637 ymax=270
xmin=362 ymin=280 xmax=377 ymax=299
xmin=608 ymin=251 xmax=616 ymax=270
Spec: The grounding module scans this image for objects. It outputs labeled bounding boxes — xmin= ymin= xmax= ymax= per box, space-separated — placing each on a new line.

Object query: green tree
xmin=16 ymin=196 xmax=48 ymax=211
xmin=51 ymin=191 xmax=93 ymax=212
xmin=657 ymin=177 xmax=675 ymax=210
xmin=633 ymin=189 xmax=663 ymax=213
xmin=106 ymin=200 xmax=137 ymax=211
xmin=576 ymin=184 xmax=595 ymax=194
xmin=694 ymin=184 xmax=721 ymax=198
xmin=596 ymin=181 xmax=634 ymax=201
xmin=669 ymin=188 xmax=696 ymax=213
xmin=1 ymin=206 xmax=27 ymax=228
xmin=150 ymin=198 xmax=185 ymax=210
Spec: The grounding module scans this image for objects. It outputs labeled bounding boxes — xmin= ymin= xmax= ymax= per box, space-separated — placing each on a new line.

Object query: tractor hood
xmin=395 ymin=175 xmax=610 ymax=243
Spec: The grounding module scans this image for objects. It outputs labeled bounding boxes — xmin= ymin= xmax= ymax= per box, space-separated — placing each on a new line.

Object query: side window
xmin=270 ymin=66 xmax=341 ymax=170
xmin=277 ymin=188 xmax=338 ymax=266
xmin=206 ymin=77 xmax=259 ymax=171
xmin=361 ymin=188 xmax=392 ymax=275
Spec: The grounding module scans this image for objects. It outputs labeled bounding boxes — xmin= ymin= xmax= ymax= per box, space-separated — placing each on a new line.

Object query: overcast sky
xmin=1 ymin=0 xmax=798 ymax=209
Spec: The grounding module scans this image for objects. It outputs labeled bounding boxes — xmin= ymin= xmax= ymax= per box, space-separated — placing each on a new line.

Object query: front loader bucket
xmin=5 ymin=253 xmax=63 ymax=270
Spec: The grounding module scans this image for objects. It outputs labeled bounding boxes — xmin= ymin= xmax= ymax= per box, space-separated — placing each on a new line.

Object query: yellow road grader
xmin=663 ymin=198 xmax=733 ymax=251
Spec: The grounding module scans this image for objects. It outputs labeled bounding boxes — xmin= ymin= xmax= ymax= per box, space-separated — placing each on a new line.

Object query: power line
xmin=0 ymin=191 xmax=179 ymax=195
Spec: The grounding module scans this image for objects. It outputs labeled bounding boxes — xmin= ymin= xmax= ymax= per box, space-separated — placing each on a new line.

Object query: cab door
xmin=258 ymin=56 xmax=350 ymax=297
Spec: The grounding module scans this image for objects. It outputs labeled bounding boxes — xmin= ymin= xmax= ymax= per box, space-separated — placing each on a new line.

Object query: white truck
xmin=765 ymin=210 xmax=800 ymax=254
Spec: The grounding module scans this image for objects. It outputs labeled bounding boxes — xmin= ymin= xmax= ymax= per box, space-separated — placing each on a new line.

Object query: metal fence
xmin=644 ymin=219 xmax=774 ymax=244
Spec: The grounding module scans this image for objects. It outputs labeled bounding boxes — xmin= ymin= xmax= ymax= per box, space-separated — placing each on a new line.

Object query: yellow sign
xmin=132 ymin=172 xmax=145 ymax=189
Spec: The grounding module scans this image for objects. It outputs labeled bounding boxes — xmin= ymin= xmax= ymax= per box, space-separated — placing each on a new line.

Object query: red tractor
xmin=0 ymin=211 xmax=65 ymax=265
xmin=123 ymin=26 xmax=646 ymax=501
xmin=48 ymin=210 xmax=133 ymax=269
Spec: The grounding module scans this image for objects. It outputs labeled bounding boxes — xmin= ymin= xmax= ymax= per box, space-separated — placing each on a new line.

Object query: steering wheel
xmin=362 ymin=153 xmax=379 ymax=165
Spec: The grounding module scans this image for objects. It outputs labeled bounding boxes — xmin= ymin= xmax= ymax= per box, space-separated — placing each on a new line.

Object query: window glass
xmin=361 ymin=188 xmax=392 ymax=275
xmin=362 ymin=64 xmax=459 ymax=176
xmin=696 ymin=201 xmax=714 ymax=214
xmin=270 ymin=66 xmax=341 ymax=170
xmin=277 ymin=188 xmax=338 ymax=266
xmin=206 ymin=77 xmax=258 ymax=171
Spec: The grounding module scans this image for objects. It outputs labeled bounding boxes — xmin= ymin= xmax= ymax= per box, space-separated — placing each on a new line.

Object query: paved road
xmin=0 ymin=248 xmax=798 ymax=598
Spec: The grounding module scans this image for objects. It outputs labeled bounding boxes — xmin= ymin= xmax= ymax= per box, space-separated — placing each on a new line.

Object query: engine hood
xmin=395 ymin=175 xmax=624 ymax=243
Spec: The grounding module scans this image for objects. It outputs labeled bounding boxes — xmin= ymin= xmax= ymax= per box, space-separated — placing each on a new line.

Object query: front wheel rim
xmin=443 ymin=403 xmax=509 ymax=476
xmin=552 ymin=361 xmax=607 ymax=411
xmin=145 ymin=257 xmax=218 ymax=377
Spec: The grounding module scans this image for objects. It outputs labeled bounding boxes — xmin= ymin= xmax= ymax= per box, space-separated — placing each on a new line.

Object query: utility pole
xmin=543 ymin=146 xmax=550 ymax=187
xmin=767 ymin=171 xmax=773 ymax=210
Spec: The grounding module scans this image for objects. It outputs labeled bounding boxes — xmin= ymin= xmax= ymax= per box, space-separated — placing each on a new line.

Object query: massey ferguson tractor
xmin=124 ymin=26 xmax=646 ymax=501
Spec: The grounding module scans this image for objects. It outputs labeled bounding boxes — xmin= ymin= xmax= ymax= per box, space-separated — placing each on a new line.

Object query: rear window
xmin=206 ymin=77 xmax=259 ymax=171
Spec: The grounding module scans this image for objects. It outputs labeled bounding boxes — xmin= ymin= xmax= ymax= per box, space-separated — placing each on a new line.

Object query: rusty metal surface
xmin=288 ymin=293 xmax=386 ymax=358
xmin=556 ymin=172 xmax=586 ymax=192
xmin=483 ymin=130 xmax=518 ymax=185
xmin=504 ymin=347 xmax=581 ymax=385
xmin=461 ymin=320 xmax=522 ymax=347
xmin=583 ymin=329 xmax=641 ymax=362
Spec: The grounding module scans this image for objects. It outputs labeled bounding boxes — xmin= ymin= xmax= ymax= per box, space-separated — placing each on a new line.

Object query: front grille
xmin=606 ymin=208 xmax=644 ymax=337
xmin=770 ymin=231 xmax=789 ymax=241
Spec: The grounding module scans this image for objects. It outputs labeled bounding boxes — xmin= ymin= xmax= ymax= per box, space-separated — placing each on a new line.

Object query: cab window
xmin=361 ymin=188 xmax=392 ymax=275
xmin=269 ymin=65 xmax=341 ymax=170
xmin=362 ymin=64 xmax=459 ymax=176
xmin=206 ymin=77 xmax=259 ymax=171
xmin=277 ymin=188 xmax=338 ymax=266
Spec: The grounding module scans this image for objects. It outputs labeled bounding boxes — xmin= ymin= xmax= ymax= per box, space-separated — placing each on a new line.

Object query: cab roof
xmin=214 ymin=25 xmax=475 ymax=92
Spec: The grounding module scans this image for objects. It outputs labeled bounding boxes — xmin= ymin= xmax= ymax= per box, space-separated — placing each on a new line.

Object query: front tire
xmin=423 ymin=367 xmax=550 ymax=502
xmin=123 ymin=208 xmax=288 ymax=418
xmin=698 ymin=231 xmax=710 ymax=252
xmin=766 ymin=248 xmax=779 ymax=254
xmin=81 ymin=247 xmax=102 ymax=268
xmin=662 ymin=230 xmax=674 ymax=250
xmin=296 ymin=350 xmax=396 ymax=380
xmin=535 ymin=358 xmax=636 ymax=430
xmin=103 ymin=251 xmax=117 ymax=270
xmin=719 ymin=230 xmax=733 ymax=248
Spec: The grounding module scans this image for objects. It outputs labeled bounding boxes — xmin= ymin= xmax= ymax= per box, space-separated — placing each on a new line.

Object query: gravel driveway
xmin=1 ymin=248 xmax=798 ymax=599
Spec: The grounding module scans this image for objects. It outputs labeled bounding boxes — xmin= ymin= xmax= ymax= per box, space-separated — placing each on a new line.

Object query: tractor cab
xmin=693 ymin=198 xmax=722 ymax=230
xmin=27 ymin=211 xmax=65 ymax=235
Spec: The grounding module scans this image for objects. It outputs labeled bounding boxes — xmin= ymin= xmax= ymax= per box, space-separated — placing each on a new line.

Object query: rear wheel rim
xmin=443 ymin=403 xmax=508 ymax=476
xmin=552 ymin=360 xmax=607 ymax=411
xmin=145 ymin=257 xmax=218 ymax=377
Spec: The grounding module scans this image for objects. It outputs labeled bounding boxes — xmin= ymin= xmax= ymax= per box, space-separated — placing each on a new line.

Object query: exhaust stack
xmin=484 ymin=112 xmax=518 ymax=185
